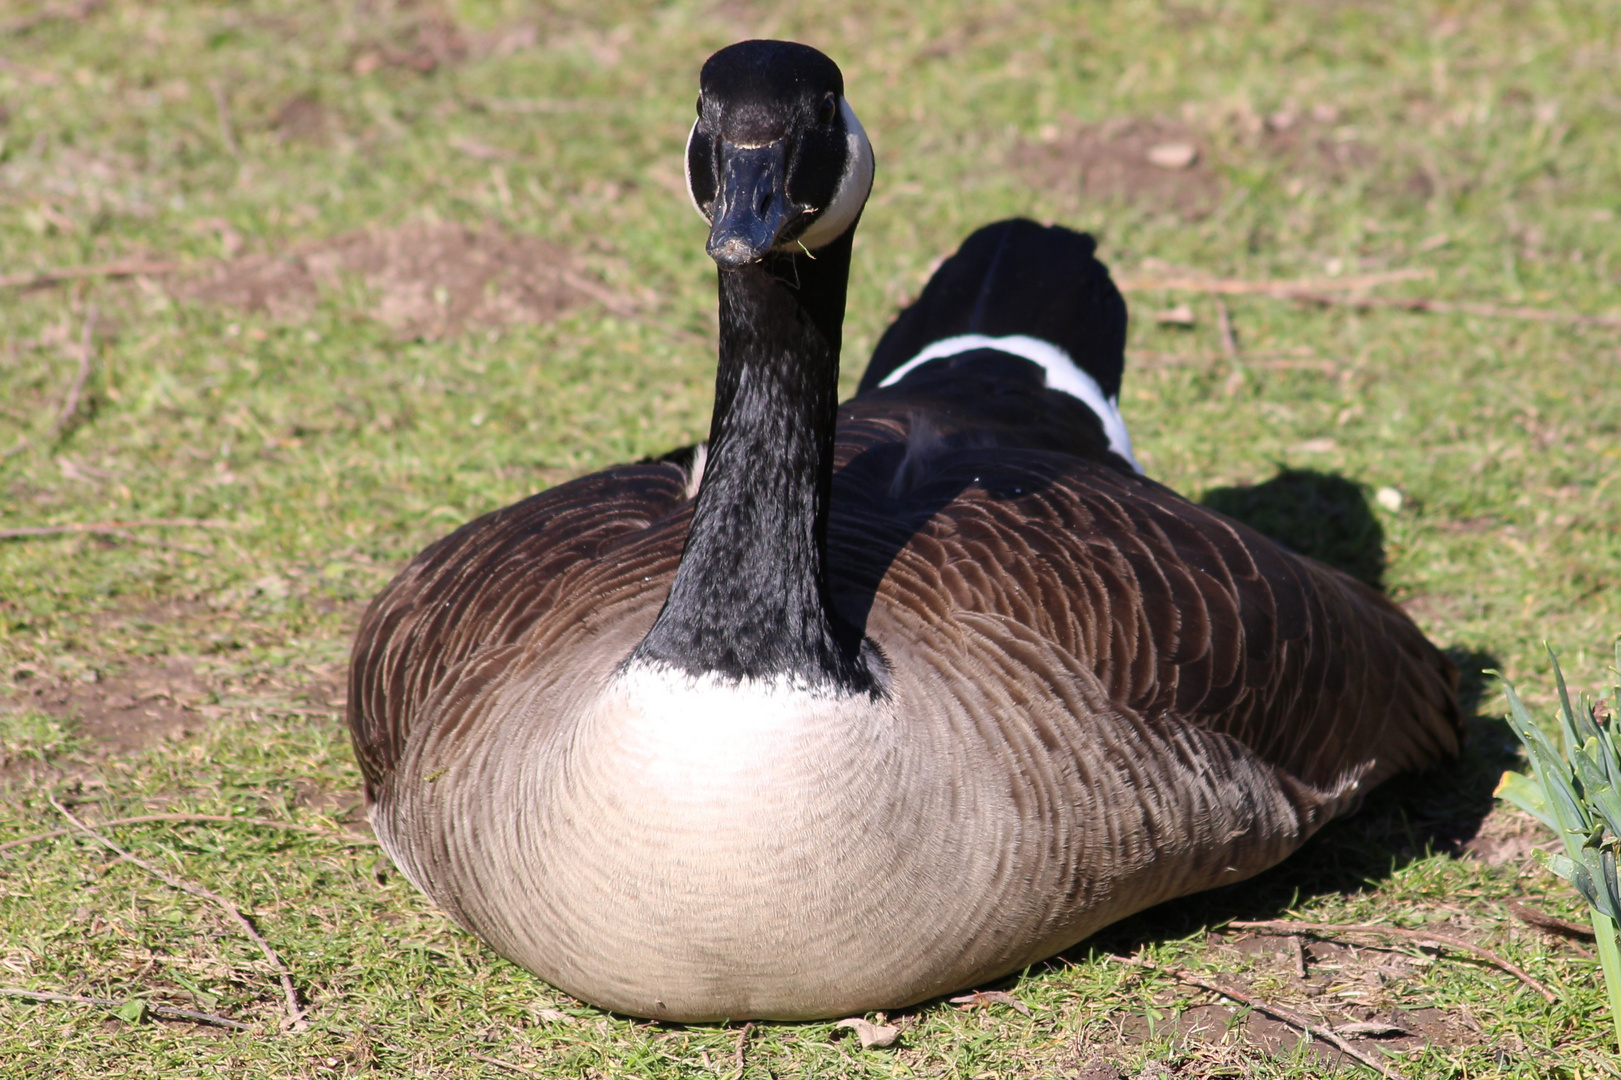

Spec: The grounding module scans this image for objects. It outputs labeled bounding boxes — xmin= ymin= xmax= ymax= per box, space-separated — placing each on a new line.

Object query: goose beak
xmin=707 ymin=140 xmax=792 ymax=269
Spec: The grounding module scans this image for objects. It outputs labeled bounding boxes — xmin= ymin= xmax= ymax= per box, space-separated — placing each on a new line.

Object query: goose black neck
xmin=632 ymin=229 xmax=873 ymax=693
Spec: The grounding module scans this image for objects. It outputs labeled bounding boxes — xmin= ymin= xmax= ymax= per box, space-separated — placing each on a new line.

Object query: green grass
xmin=2 ymin=0 xmax=1619 ymax=1076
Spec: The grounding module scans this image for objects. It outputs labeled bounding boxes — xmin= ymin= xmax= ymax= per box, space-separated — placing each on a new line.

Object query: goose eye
xmin=818 ymin=93 xmax=837 ymax=126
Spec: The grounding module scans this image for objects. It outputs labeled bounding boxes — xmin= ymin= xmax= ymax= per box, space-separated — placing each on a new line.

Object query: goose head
xmin=686 ymin=39 xmax=875 ymax=268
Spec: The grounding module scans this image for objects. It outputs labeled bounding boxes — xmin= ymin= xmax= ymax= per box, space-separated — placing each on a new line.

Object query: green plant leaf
xmin=1496 ymin=770 xmax=1558 ymax=832
xmin=1543 ymin=851 xmax=1603 ymax=909
xmin=1502 ymin=679 xmax=1593 ymax=847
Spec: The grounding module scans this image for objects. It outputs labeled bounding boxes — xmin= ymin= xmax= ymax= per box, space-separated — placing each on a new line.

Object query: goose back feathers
xmin=348 ymin=42 xmax=1460 ymax=1022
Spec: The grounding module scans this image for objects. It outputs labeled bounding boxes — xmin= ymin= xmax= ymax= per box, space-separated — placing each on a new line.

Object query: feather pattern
xmin=349 ymin=392 xmax=1460 ymax=1020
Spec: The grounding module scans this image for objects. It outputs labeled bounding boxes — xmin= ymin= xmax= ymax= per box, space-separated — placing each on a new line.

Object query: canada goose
xmin=348 ymin=39 xmax=1461 ymax=1022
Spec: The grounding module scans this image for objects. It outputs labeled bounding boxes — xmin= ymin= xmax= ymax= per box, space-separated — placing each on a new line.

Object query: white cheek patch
xmin=792 ymin=98 xmax=874 ymax=252
xmin=878 ymin=333 xmax=1144 ymax=474
xmin=685 ymin=119 xmax=711 ymax=223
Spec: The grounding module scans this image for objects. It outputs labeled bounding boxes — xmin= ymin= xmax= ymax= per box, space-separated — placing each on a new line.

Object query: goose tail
xmin=858 ymin=218 xmax=1138 ymax=471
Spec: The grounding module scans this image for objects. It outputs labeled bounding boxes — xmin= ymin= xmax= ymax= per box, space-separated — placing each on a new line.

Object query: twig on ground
xmin=1283 ymin=291 xmax=1621 ymax=328
xmin=107 ymin=531 xmax=217 ymax=558
xmin=1116 ymin=268 xmax=1433 ymax=295
xmin=0 ymin=985 xmax=251 ymax=1030
xmin=209 ymin=79 xmax=241 ymax=157
xmin=1508 ymin=902 xmax=1596 ymax=940
xmin=0 ymin=0 xmax=103 ymax=37
xmin=1228 ymin=919 xmax=1557 ymax=1003
xmin=1 ymin=812 xmax=375 ymax=854
xmin=1115 ymin=267 xmax=1621 ymax=328
xmin=734 ymin=1020 xmax=754 ymax=1076
xmin=1215 ymin=297 xmax=1239 ymax=360
xmin=1213 ymin=297 xmax=1245 ymax=395
xmin=0 ymin=517 xmax=235 ymax=541
xmin=1131 ymin=351 xmax=1342 ymax=373
xmin=47 ymin=795 xmax=308 ymax=1031
xmin=1509 ymin=902 xmax=1597 ymax=949
xmin=1107 ymin=953 xmax=1407 ymax=1080
xmin=49 ymin=306 xmax=96 ymax=439
xmin=1289 ymin=935 xmax=1307 ymax=979
xmin=0 ymin=258 xmax=187 ymax=291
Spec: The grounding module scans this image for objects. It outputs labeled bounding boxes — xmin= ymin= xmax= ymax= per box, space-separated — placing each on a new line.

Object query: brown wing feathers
xmin=347 ymin=462 xmax=694 ymax=796
xmin=829 ymin=413 xmax=1460 ymax=801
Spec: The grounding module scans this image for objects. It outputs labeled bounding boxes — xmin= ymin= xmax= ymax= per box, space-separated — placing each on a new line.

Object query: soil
xmin=2 ymin=596 xmax=353 ymax=774
xmin=1068 ymin=931 xmax=1495 ymax=1076
xmin=177 ymin=222 xmax=594 ymax=339
xmin=1010 ymin=119 xmax=1221 ymax=220
xmin=1250 ymin=107 xmax=1380 ymax=184
xmin=272 ymin=94 xmax=328 ymax=145
xmin=1012 ymin=107 xmax=1391 ymax=222
xmin=16 ymin=653 xmax=210 ymax=756
xmin=1462 ymin=804 xmax=1557 ymax=867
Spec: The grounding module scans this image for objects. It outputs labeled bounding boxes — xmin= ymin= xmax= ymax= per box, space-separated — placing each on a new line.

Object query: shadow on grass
xmin=1200 ymin=466 xmax=1386 ymax=589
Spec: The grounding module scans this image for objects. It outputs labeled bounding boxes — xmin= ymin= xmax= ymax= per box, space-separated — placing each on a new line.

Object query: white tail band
xmin=878 ymin=333 xmax=1142 ymax=473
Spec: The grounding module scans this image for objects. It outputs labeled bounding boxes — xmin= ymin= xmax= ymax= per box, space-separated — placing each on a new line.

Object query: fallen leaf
xmin=1146 ymin=142 xmax=1198 ymax=170
xmin=1294 ymin=437 xmax=1338 ymax=453
xmin=834 ymin=1017 xmax=900 ymax=1049
xmin=528 ymin=1006 xmax=576 ymax=1025
xmin=449 ymin=135 xmax=515 ymax=161
xmin=948 ymin=989 xmax=1033 ymax=1017
xmin=1333 ymin=1020 xmax=1415 ymax=1038
xmin=1153 ymin=304 xmax=1197 ymax=327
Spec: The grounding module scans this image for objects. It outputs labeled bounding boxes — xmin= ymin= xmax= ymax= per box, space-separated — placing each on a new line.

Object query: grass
xmin=1 ymin=0 xmax=1618 ymax=1076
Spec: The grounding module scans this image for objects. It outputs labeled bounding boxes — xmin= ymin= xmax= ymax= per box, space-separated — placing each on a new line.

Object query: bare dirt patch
xmin=178 ymin=222 xmax=595 ymax=338
xmin=1249 ymin=105 xmax=1380 ymax=184
xmin=3 ymin=593 xmax=357 ymax=766
xmin=346 ymin=2 xmax=467 ymax=76
xmin=272 ymin=94 xmax=329 ymax=145
xmin=1462 ymin=805 xmax=1556 ymax=867
xmin=1011 ymin=119 xmax=1221 ymax=220
xmin=21 ymin=654 xmax=213 ymax=756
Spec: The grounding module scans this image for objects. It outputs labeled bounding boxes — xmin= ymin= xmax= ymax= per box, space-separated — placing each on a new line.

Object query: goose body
xmin=349 ymin=41 xmax=1461 ymax=1021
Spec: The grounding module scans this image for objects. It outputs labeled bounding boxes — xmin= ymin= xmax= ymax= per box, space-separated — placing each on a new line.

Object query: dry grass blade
xmin=948 ymin=989 xmax=1033 ymax=1016
xmin=1228 ymin=919 xmax=1557 ymax=1003
xmin=0 ymin=517 xmax=235 ymax=541
xmin=0 ymin=985 xmax=252 ymax=1029
xmin=208 ymin=78 xmax=241 ymax=157
xmin=1215 ymin=297 xmax=1239 ymax=360
xmin=50 ymin=306 xmax=96 ymax=439
xmin=47 ymin=795 xmax=308 ymax=1030
xmin=733 ymin=1020 xmax=754 ymax=1076
xmin=1 ymin=813 xmax=374 ymax=854
xmin=469 ymin=1052 xmax=541 ymax=1075
xmin=0 ymin=258 xmax=187 ymax=290
xmin=1107 ymin=953 xmax=1408 ymax=1080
